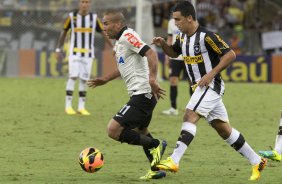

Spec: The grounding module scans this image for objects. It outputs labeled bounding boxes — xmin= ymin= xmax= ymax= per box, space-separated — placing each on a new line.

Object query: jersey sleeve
xmin=167 ymin=19 xmax=173 ymax=36
xmin=121 ymin=30 xmax=150 ymax=57
xmin=63 ymin=16 xmax=71 ymax=31
xmin=171 ymin=34 xmax=182 ymax=55
xmin=96 ymin=18 xmax=103 ymax=33
xmin=204 ymin=32 xmax=231 ymax=56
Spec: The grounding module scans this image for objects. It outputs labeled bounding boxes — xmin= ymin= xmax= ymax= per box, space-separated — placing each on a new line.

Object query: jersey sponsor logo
xmin=215 ymin=34 xmax=229 ymax=49
xmin=74 ymin=28 xmax=92 ymax=32
xmin=183 ymin=55 xmax=204 ymax=64
xmin=205 ymin=36 xmax=222 ymax=55
xmin=118 ymin=57 xmax=125 ymax=64
xmin=124 ymin=33 xmax=143 ymax=48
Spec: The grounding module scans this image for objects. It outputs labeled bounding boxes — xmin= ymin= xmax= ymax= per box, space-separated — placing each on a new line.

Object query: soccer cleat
xmin=149 ymin=140 xmax=167 ymax=170
xmin=162 ymin=108 xmax=179 ymax=115
xmin=248 ymin=158 xmax=267 ymax=181
xmin=139 ymin=170 xmax=166 ymax=180
xmin=77 ymin=109 xmax=91 ymax=116
xmin=156 ymin=157 xmax=179 ymax=172
xmin=65 ymin=107 xmax=76 ymax=115
xmin=259 ymin=150 xmax=281 ymax=161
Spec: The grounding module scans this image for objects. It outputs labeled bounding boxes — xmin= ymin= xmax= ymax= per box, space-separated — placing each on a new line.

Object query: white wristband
xmin=55 ymin=48 xmax=61 ymax=52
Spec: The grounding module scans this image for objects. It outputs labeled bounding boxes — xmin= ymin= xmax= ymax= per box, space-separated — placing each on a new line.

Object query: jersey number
xmin=119 ymin=105 xmax=131 ymax=115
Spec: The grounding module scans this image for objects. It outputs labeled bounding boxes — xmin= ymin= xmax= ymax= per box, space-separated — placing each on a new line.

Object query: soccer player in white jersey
xmin=87 ymin=10 xmax=167 ymax=180
xmin=162 ymin=18 xmax=191 ymax=116
xmin=152 ymin=1 xmax=267 ymax=181
xmin=55 ymin=0 xmax=112 ymax=116
xmin=259 ymin=110 xmax=282 ymax=161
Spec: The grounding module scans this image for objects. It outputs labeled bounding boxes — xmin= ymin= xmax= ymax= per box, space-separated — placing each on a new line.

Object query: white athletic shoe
xmin=162 ymin=108 xmax=179 ymax=115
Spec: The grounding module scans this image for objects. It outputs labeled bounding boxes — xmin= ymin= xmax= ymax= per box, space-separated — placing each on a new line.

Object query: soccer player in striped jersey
xmin=55 ymin=0 xmax=112 ymax=115
xmin=87 ymin=10 xmax=167 ymax=180
xmin=152 ymin=1 xmax=267 ymax=181
xmin=259 ymin=110 xmax=282 ymax=161
xmin=162 ymin=18 xmax=191 ymax=116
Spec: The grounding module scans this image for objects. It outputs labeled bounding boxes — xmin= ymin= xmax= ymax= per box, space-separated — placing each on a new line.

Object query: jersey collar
xmin=116 ymin=26 xmax=128 ymax=40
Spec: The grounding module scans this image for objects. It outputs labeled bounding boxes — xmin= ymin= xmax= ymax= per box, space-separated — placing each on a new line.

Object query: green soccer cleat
xmin=139 ymin=170 xmax=166 ymax=180
xmin=156 ymin=157 xmax=179 ymax=172
xmin=249 ymin=158 xmax=267 ymax=181
xmin=259 ymin=150 xmax=281 ymax=161
xmin=149 ymin=140 xmax=167 ymax=170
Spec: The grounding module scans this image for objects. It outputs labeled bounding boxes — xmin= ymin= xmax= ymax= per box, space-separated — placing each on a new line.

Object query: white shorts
xmin=186 ymin=86 xmax=229 ymax=123
xmin=68 ymin=56 xmax=93 ymax=80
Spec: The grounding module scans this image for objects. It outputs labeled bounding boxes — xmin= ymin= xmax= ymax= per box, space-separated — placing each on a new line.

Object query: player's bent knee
xmin=106 ymin=126 xmax=119 ymax=140
xmin=211 ymin=120 xmax=232 ymax=139
xmin=106 ymin=119 xmax=123 ymax=141
xmin=183 ymin=109 xmax=200 ymax=123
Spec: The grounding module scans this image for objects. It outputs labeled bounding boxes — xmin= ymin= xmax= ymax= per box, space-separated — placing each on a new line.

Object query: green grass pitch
xmin=0 ymin=78 xmax=282 ymax=184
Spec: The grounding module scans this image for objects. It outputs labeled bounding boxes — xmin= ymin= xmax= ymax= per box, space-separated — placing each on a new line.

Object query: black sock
xmin=143 ymin=133 xmax=154 ymax=162
xmin=66 ymin=90 xmax=73 ymax=96
xmin=79 ymin=91 xmax=86 ymax=97
xmin=170 ymin=86 xmax=177 ymax=109
xmin=119 ymin=129 xmax=159 ymax=149
xmin=178 ymin=130 xmax=194 ymax=146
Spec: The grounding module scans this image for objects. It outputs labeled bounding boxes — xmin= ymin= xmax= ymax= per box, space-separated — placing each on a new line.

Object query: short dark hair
xmin=103 ymin=9 xmax=126 ymax=25
xmin=172 ymin=1 xmax=196 ymax=20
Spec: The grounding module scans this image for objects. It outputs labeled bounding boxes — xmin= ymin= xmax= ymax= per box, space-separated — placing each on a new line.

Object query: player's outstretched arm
xmin=152 ymin=37 xmax=179 ymax=58
xmin=87 ymin=69 xmax=121 ymax=88
xmin=145 ymin=49 xmax=166 ymax=99
xmin=55 ymin=30 xmax=68 ymax=61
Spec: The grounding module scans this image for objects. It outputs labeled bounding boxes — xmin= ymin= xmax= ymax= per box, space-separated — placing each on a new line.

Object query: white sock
xmin=274 ymin=116 xmax=282 ymax=154
xmin=238 ymin=143 xmax=261 ymax=165
xmin=225 ymin=128 xmax=261 ymax=165
xmin=78 ymin=79 xmax=87 ymax=110
xmin=65 ymin=78 xmax=76 ymax=109
xmin=171 ymin=122 xmax=196 ymax=165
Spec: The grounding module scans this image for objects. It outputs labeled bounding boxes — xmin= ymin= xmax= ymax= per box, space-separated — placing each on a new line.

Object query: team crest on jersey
xmin=118 ymin=57 xmax=125 ymax=64
xmin=194 ymin=44 xmax=201 ymax=54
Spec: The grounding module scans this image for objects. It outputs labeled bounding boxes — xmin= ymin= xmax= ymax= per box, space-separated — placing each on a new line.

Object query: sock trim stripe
xmin=230 ymin=134 xmax=245 ymax=151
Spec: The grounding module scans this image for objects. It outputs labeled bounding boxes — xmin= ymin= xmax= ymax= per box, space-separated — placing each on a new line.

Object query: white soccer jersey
xmin=64 ymin=11 xmax=103 ymax=59
xmin=114 ymin=27 xmax=151 ymax=96
xmin=167 ymin=19 xmax=183 ymax=60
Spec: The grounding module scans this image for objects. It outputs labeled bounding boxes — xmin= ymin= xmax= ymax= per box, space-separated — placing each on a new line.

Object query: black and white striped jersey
xmin=172 ymin=26 xmax=231 ymax=95
xmin=63 ymin=11 xmax=103 ymax=59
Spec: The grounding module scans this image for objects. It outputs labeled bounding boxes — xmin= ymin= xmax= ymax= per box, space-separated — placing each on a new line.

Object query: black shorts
xmin=169 ymin=59 xmax=188 ymax=79
xmin=113 ymin=93 xmax=157 ymax=129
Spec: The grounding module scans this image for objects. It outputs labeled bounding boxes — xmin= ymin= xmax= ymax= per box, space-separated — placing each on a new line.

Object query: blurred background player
xmin=162 ymin=17 xmax=192 ymax=116
xmin=88 ymin=10 xmax=167 ymax=180
xmin=152 ymin=1 xmax=267 ymax=181
xmin=259 ymin=110 xmax=282 ymax=161
xmin=55 ymin=0 xmax=112 ymax=115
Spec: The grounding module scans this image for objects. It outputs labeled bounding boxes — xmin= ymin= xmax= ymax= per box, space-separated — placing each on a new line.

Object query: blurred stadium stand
xmin=0 ymin=0 xmax=282 ymax=81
